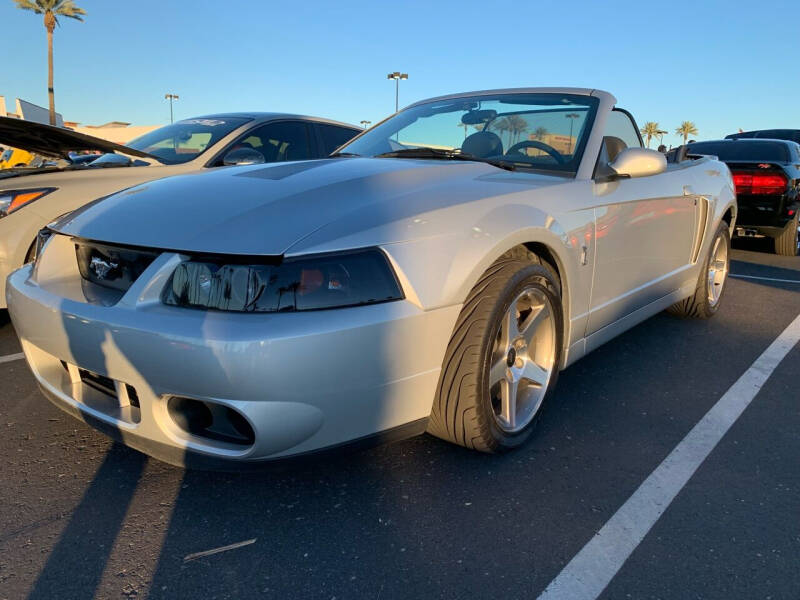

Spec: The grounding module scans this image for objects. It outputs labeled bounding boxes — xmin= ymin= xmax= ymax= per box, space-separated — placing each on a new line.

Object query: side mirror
xmin=609 ymin=147 xmax=667 ymax=179
xmin=223 ymin=147 xmax=266 ymax=167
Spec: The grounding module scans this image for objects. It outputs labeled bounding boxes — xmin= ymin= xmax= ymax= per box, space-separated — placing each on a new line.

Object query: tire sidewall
xmin=777 ymin=211 xmax=800 ymax=256
xmin=478 ymin=263 xmax=564 ymax=450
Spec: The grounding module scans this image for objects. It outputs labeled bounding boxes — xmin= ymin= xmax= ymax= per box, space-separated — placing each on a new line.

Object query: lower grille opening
xmin=167 ymin=397 xmax=255 ymax=446
xmin=59 ymin=360 xmax=140 ymax=407
xmin=126 ymin=384 xmax=140 ymax=408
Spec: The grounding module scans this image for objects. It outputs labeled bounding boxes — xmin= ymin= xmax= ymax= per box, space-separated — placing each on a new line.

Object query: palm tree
xmin=490 ymin=117 xmax=511 ymax=145
xmin=506 ymin=115 xmax=528 ymax=146
xmin=640 ymin=122 xmax=661 ymax=148
xmin=533 ymin=126 xmax=549 ymax=141
xmin=675 ymin=121 xmax=699 ymax=145
xmin=14 ymin=0 xmax=87 ymax=126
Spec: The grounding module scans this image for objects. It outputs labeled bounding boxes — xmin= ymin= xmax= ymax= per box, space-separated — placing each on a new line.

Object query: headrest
xmin=461 ymin=131 xmax=503 ymax=158
xmin=603 ymin=136 xmax=627 ymax=163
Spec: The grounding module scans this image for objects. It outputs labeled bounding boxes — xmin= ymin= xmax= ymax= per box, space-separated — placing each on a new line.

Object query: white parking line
xmin=537 ymin=311 xmax=800 ymax=600
xmin=730 ymin=273 xmax=800 ymax=284
xmin=0 ymin=352 xmax=25 ymax=364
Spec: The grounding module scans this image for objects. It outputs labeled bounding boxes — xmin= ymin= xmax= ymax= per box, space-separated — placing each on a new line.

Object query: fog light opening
xmin=167 ymin=397 xmax=254 ymax=446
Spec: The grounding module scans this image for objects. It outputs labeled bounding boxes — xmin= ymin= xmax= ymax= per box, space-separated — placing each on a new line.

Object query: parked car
xmin=0 ymin=145 xmax=36 ymax=168
xmin=7 ymin=88 xmax=736 ymax=468
xmin=0 ymin=114 xmax=361 ymax=308
xmin=725 ymin=129 xmax=800 ymax=145
xmin=685 ymin=138 xmax=799 ymax=255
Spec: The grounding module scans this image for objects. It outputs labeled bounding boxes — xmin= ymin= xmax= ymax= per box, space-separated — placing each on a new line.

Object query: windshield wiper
xmin=375 ymin=147 xmax=520 ymax=171
xmin=330 ymin=151 xmax=361 ymax=158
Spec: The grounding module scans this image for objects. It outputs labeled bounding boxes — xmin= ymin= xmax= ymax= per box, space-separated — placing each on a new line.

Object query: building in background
xmin=1 ymin=96 xmax=64 ymax=126
xmin=64 ymin=121 xmax=159 ymax=144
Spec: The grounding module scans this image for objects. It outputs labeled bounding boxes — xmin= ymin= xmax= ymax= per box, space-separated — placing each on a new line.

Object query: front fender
xmin=381 ymin=201 xmax=594 ymax=355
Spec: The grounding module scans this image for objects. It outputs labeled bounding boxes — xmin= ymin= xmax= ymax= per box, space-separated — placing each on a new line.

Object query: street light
xmin=565 ymin=113 xmax=580 ymax=154
xmin=386 ymin=72 xmax=408 ymax=113
xmin=360 ymin=120 xmax=371 ymax=129
xmin=164 ymin=93 xmax=179 ymax=124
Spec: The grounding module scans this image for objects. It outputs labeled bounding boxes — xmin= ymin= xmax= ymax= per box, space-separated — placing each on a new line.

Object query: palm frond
xmin=14 ymin=0 xmax=86 ymax=19
xmin=55 ymin=0 xmax=87 ymax=20
xmin=13 ymin=0 xmax=44 ymax=13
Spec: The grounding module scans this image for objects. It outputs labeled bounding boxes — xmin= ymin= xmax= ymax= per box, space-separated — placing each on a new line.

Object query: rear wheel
xmin=774 ymin=212 xmax=799 ymax=256
xmin=427 ymin=248 xmax=563 ymax=452
xmin=668 ymin=221 xmax=730 ymax=318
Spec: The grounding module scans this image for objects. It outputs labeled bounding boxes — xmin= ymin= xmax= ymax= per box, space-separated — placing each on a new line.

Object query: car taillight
xmin=732 ymin=172 xmax=787 ymax=195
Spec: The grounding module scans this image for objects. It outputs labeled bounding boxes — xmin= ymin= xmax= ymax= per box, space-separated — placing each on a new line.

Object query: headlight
xmin=163 ymin=248 xmax=404 ymax=312
xmin=0 ymin=188 xmax=56 ymax=218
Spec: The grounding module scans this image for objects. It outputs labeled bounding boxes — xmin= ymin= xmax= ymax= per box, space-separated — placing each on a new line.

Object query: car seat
xmin=461 ymin=131 xmax=504 ymax=158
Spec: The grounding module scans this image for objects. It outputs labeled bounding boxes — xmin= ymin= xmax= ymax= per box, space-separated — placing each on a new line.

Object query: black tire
xmin=774 ymin=212 xmax=799 ymax=257
xmin=667 ymin=221 xmax=730 ymax=319
xmin=427 ymin=248 xmax=563 ymax=453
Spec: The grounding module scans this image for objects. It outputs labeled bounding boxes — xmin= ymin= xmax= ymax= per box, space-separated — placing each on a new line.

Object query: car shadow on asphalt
xmin=26 ymin=445 xmax=147 ymax=600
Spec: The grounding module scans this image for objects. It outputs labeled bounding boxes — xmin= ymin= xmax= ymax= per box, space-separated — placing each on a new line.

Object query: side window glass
xmin=605 ymin=110 xmax=642 ymax=150
xmin=230 ymin=121 xmax=311 ymax=163
xmin=318 ymin=124 xmax=359 ymax=155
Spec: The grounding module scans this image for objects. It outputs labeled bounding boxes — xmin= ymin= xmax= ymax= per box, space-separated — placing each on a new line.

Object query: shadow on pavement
xmin=26 ymin=445 xmax=147 ymax=600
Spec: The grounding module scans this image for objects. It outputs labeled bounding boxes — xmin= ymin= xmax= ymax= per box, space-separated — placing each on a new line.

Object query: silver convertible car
xmin=7 ymin=88 xmax=736 ymax=468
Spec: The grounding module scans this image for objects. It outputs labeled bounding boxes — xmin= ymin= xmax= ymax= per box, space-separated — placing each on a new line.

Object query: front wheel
xmin=427 ymin=249 xmax=563 ymax=453
xmin=774 ymin=212 xmax=799 ymax=257
xmin=667 ymin=221 xmax=730 ymax=319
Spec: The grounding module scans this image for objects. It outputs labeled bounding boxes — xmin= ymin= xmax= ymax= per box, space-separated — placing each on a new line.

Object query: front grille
xmin=75 ymin=241 xmax=159 ymax=293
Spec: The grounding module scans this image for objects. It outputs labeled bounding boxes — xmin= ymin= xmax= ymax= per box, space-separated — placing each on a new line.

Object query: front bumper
xmin=6 ymin=253 xmax=459 ymax=467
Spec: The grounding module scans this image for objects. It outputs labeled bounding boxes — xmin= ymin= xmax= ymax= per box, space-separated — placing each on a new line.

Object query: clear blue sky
xmin=2 ymin=0 xmax=797 ymax=148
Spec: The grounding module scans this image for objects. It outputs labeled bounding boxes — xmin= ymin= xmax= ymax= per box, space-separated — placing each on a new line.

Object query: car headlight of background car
xmin=0 ymin=188 xmax=57 ymax=218
xmin=162 ymin=248 xmax=404 ymax=312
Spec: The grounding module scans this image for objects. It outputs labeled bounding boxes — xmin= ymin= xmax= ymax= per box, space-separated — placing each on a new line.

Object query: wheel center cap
xmin=506 ymin=347 xmax=517 ymax=367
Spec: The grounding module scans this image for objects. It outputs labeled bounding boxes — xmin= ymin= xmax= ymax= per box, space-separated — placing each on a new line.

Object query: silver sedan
xmin=6 ymin=88 xmax=736 ymax=468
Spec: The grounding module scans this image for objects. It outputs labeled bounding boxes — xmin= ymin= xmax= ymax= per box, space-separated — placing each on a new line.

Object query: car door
xmin=224 ymin=120 xmax=315 ymax=164
xmin=587 ymin=110 xmax=698 ymax=337
xmin=315 ymin=123 xmax=361 ymax=157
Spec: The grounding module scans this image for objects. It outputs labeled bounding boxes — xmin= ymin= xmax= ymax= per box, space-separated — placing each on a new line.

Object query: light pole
xmin=565 ymin=113 xmax=580 ymax=153
xmin=386 ymin=72 xmax=408 ymax=113
xmin=656 ymin=130 xmax=667 ymax=148
xmin=164 ymin=93 xmax=179 ymax=124
xmin=360 ymin=120 xmax=371 ymax=129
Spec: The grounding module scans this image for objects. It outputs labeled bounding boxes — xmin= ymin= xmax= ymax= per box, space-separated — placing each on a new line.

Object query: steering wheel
xmin=505 ymin=140 xmax=565 ymax=164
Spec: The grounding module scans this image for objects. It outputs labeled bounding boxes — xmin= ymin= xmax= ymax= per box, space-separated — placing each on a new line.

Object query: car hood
xmin=0 ymin=116 xmax=157 ymax=160
xmin=53 ymin=158 xmax=565 ymax=256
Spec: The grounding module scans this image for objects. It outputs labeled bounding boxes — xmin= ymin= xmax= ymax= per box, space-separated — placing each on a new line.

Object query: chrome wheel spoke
xmin=500 ymin=378 xmax=518 ymax=429
xmin=520 ymin=303 xmax=549 ymax=346
xmin=499 ymin=305 xmax=519 ymax=350
xmin=489 ymin=357 xmax=509 ymax=387
xmin=520 ymin=359 xmax=548 ymax=387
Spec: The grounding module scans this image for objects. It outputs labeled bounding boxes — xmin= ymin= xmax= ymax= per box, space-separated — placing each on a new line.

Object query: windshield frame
xmin=337 ymin=91 xmax=601 ymax=178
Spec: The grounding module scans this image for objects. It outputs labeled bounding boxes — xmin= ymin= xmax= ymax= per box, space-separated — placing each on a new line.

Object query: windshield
xmin=688 ymin=141 xmax=790 ymax=163
xmin=126 ymin=117 xmax=251 ymax=164
xmin=339 ymin=92 xmax=599 ymax=176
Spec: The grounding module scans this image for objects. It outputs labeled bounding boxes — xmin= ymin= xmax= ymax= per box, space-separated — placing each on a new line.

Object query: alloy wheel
xmin=488 ymin=286 xmax=556 ymax=433
xmin=707 ymin=234 xmax=729 ymax=307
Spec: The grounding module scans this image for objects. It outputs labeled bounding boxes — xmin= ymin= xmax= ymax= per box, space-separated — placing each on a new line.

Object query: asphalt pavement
xmin=0 ymin=240 xmax=798 ymax=600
